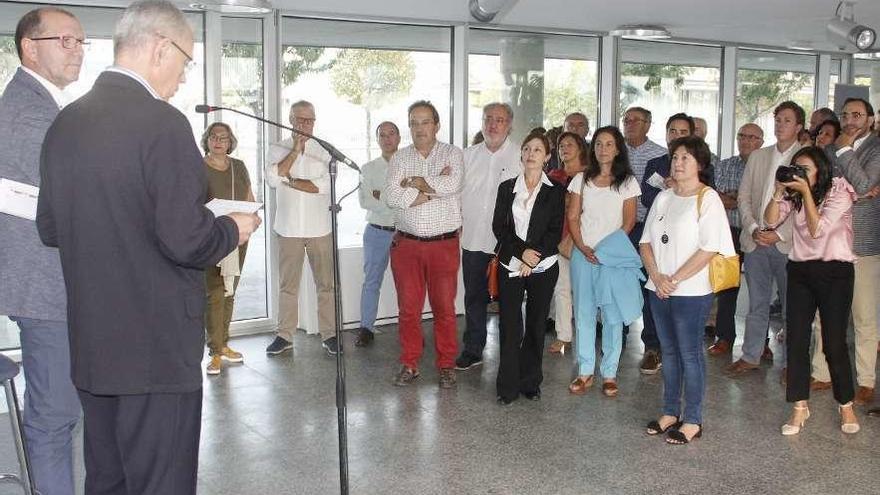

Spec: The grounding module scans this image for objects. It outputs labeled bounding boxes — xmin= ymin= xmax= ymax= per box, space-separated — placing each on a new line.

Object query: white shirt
xmin=266 ymin=138 xmax=332 ymax=238
xmin=640 ymin=188 xmax=735 ymax=296
xmin=358 ymin=155 xmax=396 ymax=227
xmin=503 ymin=172 xmax=558 ymax=273
xmin=460 ymin=138 xmax=522 ymax=253
xmin=104 ymin=66 xmax=160 ymax=100
xmin=835 ymin=133 xmax=871 ymax=156
xmin=21 ymin=66 xmax=70 ymax=108
xmin=384 ymin=141 xmax=464 ymax=237
xmin=568 ymin=173 xmax=641 ymax=248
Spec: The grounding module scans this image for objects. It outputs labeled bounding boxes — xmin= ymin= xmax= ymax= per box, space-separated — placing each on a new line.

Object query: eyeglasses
xmin=28 ymin=35 xmax=89 ymax=50
xmin=208 ymin=134 xmax=230 ymax=143
xmin=293 ymin=116 xmax=316 ymax=124
xmin=736 ymin=133 xmax=762 ymax=140
xmin=622 ymin=118 xmax=647 ymax=125
xmin=841 ymin=111 xmax=865 ymax=121
xmin=483 ymin=116 xmax=509 ymax=126
xmin=157 ymin=35 xmax=195 ymax=74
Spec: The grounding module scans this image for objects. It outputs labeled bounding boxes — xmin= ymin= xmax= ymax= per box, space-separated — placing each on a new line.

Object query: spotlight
xmin=189 ymin=0 xmax=272 ymax=15
xmin=827 ymin=1 xmax=876 ymax=51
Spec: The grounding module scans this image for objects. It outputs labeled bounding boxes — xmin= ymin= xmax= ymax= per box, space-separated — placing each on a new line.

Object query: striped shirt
xmin=715 ymin=155 xmax=746 ymax=228
xmin=626 ymin=139 xmax=667 ymax=222
xmin=385 ymin=141 xmax=464 ymax=237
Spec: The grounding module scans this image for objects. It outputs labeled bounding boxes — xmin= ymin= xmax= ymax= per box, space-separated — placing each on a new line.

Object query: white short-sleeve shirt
xmin=640 ymin=188 xmax=735 ymax=296
xmin=568 ymin=173 xmax=640 ymax=248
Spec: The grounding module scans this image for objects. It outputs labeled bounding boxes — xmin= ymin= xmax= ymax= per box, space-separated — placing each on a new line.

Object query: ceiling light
xmin=609 ymin=24 xmax=671 ymax=40
xmin=787 ymin=41 xmax=815 ymax=51
xmin=826 ymin=1 xmax=876 ymax=51
xmin=189 ymin=0 xmax=273 ymax=15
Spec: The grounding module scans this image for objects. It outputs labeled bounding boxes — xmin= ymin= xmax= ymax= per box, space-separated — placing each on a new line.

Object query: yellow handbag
xmin=697 ymin=187 xmax=741 ymax=293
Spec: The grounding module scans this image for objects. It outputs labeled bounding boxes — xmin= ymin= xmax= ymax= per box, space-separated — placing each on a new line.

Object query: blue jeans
xmin=649 ymin=292 xmax=713 ymax=425
xmin=461 ymin=249 xmax=494 ymax=357
xmin=11 ymin=317 xmax=80 ymax=495
xmin=570 ymin=249 xmax=624 ymax=379
xmin=359 ymin=224 xmax=394 ymax=331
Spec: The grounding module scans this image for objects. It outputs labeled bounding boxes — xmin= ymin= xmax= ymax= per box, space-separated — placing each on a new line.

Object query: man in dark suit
xmin=36 ymin=1 xmax=261 ymax=493
xmin=0 ymin=8 xmax=84 ymax=495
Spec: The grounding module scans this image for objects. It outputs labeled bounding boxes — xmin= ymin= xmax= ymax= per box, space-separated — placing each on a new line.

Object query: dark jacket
xmin=492 ymin=176 xmax=565 ymax=266
xmin=37 ymin=71 xmax=238 ymax=395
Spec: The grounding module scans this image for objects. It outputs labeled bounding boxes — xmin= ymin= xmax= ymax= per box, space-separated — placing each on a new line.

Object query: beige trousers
xmin=812 ymin=254 xmax=879 ymax=387
xmin=277 ymin=234 xmax=337 ymax=342
xmin=552 ymin=255 xmax=573 ymax=342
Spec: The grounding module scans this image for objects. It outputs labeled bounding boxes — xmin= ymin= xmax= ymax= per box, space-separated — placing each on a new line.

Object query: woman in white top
xmin=492 ymin=132 xmax=565 ymax=405
xmin=640 ymin=136 xmax=735 ymax=444
xmin=567 ymin=126 xmax=641 ymax=397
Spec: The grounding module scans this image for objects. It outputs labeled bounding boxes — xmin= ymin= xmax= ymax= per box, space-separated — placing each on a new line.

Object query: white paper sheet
xmin=205 ymin=199 xmax=263 ymax=217
xmin=646 ymin=172 xmax=668 ymax=191
xmin=0 ymin=178 xmax=39 ymax=221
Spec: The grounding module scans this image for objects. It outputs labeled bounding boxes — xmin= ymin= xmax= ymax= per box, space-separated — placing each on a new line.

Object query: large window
xmin=736 ymin=50 xmax=815 ymax=147
xmin=620 ymin=40 xmax=721 ymax=153
xmin=221 ymin=16 xmax=267 ymax=321
xmin=0 ymin=3 xmax=206 ymax=349
xmin=279 ymin=18 xmax=452 ymax=248
xmin=853 ymin=53 xmax=880 ymax=109
xmin=467 ymin=29 xmax=599 ymax=144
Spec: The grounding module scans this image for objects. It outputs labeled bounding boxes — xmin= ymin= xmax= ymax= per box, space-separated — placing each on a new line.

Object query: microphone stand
xmin=197 ymin=105 xmax=352 ymax=495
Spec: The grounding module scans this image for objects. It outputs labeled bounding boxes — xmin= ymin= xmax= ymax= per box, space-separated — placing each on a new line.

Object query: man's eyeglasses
xmin=737 ymin=133 xmax=762 ymax=141
xmin=29 ymin=35 xmax=89 ymax=50
xmin=158 ymin=35 xmax=195 ymax=74
xmin=622 ymin=118 xmax=647 ymax=125
xmin=841 ymin=112 xmax=866 ymax=121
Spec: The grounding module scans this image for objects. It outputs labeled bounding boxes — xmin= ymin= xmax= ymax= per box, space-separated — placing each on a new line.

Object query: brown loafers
xmin=568 ymin=375 xmax=593 ymax=395
xmin=602 ymin=380 xmax=619 ymax=397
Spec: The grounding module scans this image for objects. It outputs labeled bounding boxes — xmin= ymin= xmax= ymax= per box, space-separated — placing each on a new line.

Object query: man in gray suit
xmin=0 ymin=8 xmax=84 ymax=495
xmin=822 ymin=97 xmax=880 ymax=406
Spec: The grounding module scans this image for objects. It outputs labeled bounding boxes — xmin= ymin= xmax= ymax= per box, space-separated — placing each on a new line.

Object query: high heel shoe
xmin=839 ymin=402 xmax=860 ymax=434
xmin=781 ymin=405 xmax=810 ymax=436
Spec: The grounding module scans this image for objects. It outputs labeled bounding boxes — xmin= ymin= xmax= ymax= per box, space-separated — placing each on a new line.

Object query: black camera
xmin=775 ymin=165 xmax=807 ymax=183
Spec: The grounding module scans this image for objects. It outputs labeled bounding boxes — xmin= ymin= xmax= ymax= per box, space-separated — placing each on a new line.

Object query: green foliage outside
xmin=543 ymin=60 xmax=597 ymax=130
xmin=736 ymin=69 xmax=813 ymax=124
xmin=330 ymin=48 xmax=415 ymax=159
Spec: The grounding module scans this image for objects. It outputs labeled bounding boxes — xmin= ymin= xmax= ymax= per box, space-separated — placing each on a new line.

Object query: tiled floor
xmin=1 ymin=314 xmax=879 ymax=494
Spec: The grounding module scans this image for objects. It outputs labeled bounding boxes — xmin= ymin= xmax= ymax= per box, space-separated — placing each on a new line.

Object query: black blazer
xmin=492 ymin=176 xmax=565 ymax=267
xmin=37 ymin=71 xmax=238 ymax=395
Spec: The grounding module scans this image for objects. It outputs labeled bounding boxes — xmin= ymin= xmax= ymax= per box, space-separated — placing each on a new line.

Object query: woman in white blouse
xmin=567 ymin=126 xmax=641 ymax=398
xmin=640 ymin=136 xmax=735 ymax=444
xmin=492 ymin=132 xmax=565 ymax=405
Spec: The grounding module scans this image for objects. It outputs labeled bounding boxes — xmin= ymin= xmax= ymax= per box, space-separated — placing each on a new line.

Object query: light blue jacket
xmin=591 ymin=229 xmax=645 ymax=326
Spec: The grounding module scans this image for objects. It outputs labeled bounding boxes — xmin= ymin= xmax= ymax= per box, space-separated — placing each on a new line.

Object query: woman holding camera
xmin=765 ymin=147 xmax=860 ymax=435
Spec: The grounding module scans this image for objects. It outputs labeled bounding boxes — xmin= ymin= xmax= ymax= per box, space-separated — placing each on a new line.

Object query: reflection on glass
xmin=620 ymin=63 xmax=720 ymax=152
xmin=221 ymin=18 xmax=268 ymax=321
xmin=467 ymin=30 xmax=599 ymax=144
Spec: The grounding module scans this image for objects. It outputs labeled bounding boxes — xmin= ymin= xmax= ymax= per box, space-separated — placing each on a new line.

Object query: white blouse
xmin=503 ymin=172 xmax=558 ymax=275
xmin=568 ymin=173 xmax=640 ymax=248
xmin=640 ymin=188 xmax=735 ymax=296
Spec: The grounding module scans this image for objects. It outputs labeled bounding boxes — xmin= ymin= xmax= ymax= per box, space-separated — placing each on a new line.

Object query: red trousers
xmin=390 ymin=235 xmax=460 ymax=370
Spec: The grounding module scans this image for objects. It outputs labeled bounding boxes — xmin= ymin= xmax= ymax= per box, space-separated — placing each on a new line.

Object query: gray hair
xmin=289 ymin=100 xmax=314 ymax=116
xmin=483 ymin=102 xmax=513 ymax=121
xmin=113 ymin=0 xmax=191 ymax=57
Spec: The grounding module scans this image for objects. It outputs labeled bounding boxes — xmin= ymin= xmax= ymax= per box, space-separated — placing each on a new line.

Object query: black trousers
xmin=496 ymin=263 xmax=559 ymax=401
xmin=785 ymin=260 xmax=855 ymax=404
xmin=78 ymin=388 xmax=203 ymax=495
xmin=715 ymin=227 xmax=742 ymax=344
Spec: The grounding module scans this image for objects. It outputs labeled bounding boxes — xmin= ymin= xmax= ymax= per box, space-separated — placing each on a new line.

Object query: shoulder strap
xmin=695 ymin=186 xmax=710 ymax=219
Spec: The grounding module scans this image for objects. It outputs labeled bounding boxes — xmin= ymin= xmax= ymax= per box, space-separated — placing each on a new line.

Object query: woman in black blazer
xmin=492 ymin=131 xmax=565 ymax=404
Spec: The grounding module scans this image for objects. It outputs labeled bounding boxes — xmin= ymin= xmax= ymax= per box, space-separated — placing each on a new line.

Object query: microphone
xmin=193 ymin=104 xmax=360 ymax=173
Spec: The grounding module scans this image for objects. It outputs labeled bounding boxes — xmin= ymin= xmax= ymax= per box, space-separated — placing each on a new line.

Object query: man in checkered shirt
xmin=385 ymin=100 xmax=464 ymax=389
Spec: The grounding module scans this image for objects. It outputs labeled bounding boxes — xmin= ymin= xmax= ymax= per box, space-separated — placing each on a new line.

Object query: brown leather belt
xmin=368 ymin=223 xmax=395 ymax=232
xmin=397 ymin=230 xmax=458 ymax=242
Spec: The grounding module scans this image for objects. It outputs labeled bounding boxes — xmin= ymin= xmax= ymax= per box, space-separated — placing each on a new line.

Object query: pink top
xmin=772 ymin=177 xmax=857 ymax=263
